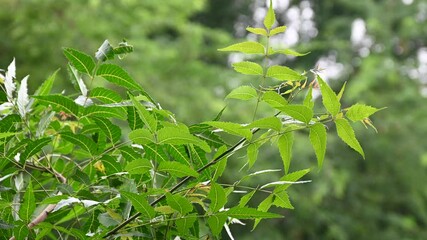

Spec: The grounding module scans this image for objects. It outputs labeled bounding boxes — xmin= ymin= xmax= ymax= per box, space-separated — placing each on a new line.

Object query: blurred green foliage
xmin=1 ymin=0 xmax=427 ymax=239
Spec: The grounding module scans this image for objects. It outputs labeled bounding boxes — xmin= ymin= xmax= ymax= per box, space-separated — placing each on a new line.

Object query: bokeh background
xmin=2 ymin=0 xmax=427 ymax=239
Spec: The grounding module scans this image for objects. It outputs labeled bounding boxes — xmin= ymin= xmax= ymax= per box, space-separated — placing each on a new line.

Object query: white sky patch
xmin=351 ymin=18 xmax=374 ymax=57
xmin=402 ymin=0 xmax=413 ymax=5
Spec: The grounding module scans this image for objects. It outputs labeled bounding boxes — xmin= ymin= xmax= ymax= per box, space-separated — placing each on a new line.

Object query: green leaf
xmin=270 ymin=26 xmax=287 ymax=36
xmin=277 ymin=105 xmax=313 ymax=124
xmin=303 ymin=86 xmax=314 ymax=109
xmin=231 ymin=61 xmax=263 ymax=76
xmin=253 ymin=194 xmax=274 ymax=229
xmin=93 ymin=117 xmax=121 ymax=143
xmin=264 ymin=0 xmax=276 ymax=30
xmin=120 ymin=146 xmax=140 ymax=162
xmin=63 ymin=48 xmax=96 ymax=76
xmin=335 ymin=118 xmax=365 ymax=158
xmin=125 ymin=158 xmax=152 ymax=175
xmin=212 ymin=145 xmax=228 ymax=181
xmin=89 ymin=87 xmax=122 ymax=103
xmin=82 ymin=105 xmax=127 ymax=120
xmin=34 ymin=69 xmax=58 ymax=96
xmin=208 ymin=183 xmax=227 ymax=213
xmin=346 ymin=103 xmax=382 ymax=122
xmin=102 ymin=155 xmax=122 ymax=174
xmin=239 ymin=190 xmax=256 ymax=207
xmin=96 ymin=64 xmax=142 ymax=91
xmin=176 ymin=214 xmax=197 ymax=234
xmin=20 ymin=137 xmax=51 ymax=161
xmin=33 ymin=95 xmax=79 ymax=116
xmin=61 ymin=132 xmax=97 ymax=155
xmin=130 ymin=95 xmax=157 ymax=133
xmin=266 ymin=65 xmax=305 ymax=81
xmin=157 ymin=161 xmax=199 ymax=178
xmin=271 ymin=49 xmax=310 ymax=57
xmin=120 ymin=191 xmax=155 ymax=219
xmin=129 ymin=128 xmax=155 ymax=145
xmin=157 ymin=127 xmax=211 ymax=152
xmin=218 ymin=41 xmax=265 ymax=54
xmin=273 ymin=191 xmax=293 ymax=209
xmin=278 ymin=132 xmax=294 ymax=174
xmin=71 ymin=169 xmax=91 ymax=185
xmin=317 ymin=75 xmax=341 ymax=116
xmin=226 ymin=206 xmax=282 ymax=219
xmin=19 ymin=182 xmax=35 ymax=221
xmin=247 ymin=143 xmax=260 ymax=169
xmin=275 ymin=169 xmax=310 ymax=192
xmin=166 ymin=193 xmax=193 ymax=215
xmin=204 ymin=121 xmax=252 ymax=140
xmin=246 ymin=27 xmax=267 ymax=36
xmin=337 ymin=81 xmax=347 ymax=101
xmin=127 ymin=106 xmax=144 ymax=130
xmin=261 ymin=91 xmax=288 ymax=108
xmin=0 ymin=132 xmax=18 ymax=139
xmin=144 ymin=144 xmax=168 ymax=162
xmin=225 ymin=86 xmax=258 ymax=101
xmin=244 ymin=116 xmax=282 ymax=131
xmin=165 ymin=144 xmax=190 ymax=165
xmin=13 ymin=221 xmax=29 ymax=240
xmin=40 ymin=195 xmax=69 ymax=205
xmin=208 ymin=214 xmax=227 ymax=236
xmin=309 ymin=123 xmax=327 ymax=169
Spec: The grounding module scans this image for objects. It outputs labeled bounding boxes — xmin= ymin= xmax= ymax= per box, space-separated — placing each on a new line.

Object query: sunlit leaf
xmin=346 ymin=103 xmax=383 ymax=122
xmin=335 ymin=118 xmax=365 ymax=158
xmin=89 ymin=87 xmax=122 ymax=103
xmin=309 ymin=123 xmax=327 ymax=169
xmin=317 ymin=75 xmax=341 ymax=116
xmin=246 ymin=27 xmax=267 ymax=36
xmin=208 ymin=214 xmax=227 ymax=236
xmin=129 ymin=128 xmax=155 ymax=145
xmin=82 ymin=105 xmax=127 ymax=120
xmin=277 ymin=104 xmax=313 ymax=124
xmin=278 ymin=132 xmax=294 ymax=174
xmin=266 ymin=65 xmax=305 ymax=81
xmin=93 ymin=117 xmax=121 ymax=143
xmin=271 ymin=49 xmax=310 ymax=57
xmin=263 ymin=0 xmax=276 ymax=30
xmin=273 ymin=191 xmax=293 ymax=209
xmin=231 ymin=61 xmax=263 ymax=76
xmin=269 ymin=26 xmax=287 ymax=36
xmin=261 ymin=91 xmax=288 ymax=108
xmin=225 ymin=85 xmax=258 ymax=100
xmin=218 ymin=41 xmax=265 ymax=54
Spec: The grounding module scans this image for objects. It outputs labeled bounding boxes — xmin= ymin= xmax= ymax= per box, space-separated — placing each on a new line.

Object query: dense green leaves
xmin=93 ymin=117 xmax=121 ymax=143
xmin=120 ymin=191 xmax=155 ymax=219
xmin=157 ymin=127 xmax=211 ymax=152
xmin=60 ymin=132 xmax=97 ymax=155
xmin=157 ymin=161 xmax=199 ymax=178
xmin=129 ymin=129 xmax=155 ymax=145
xmin=125 ymin=158 xmax=152 ymax=175
xmin=244 ymin=116 xmax=282 ymax=131
xmin=33 ymin=95 xmax=79 ymax=116
xmin=130 ymin=95 xmax=157 ymax=133
xmin=20 ymin=138 xmax=51 ymax=161
xmin=166 ymin=193 xmax=193 ymax=215
xmin=19 ymin=182 xmax=35 ymax=221
xmin=204 ymin=121 xmax=252 ymax=140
